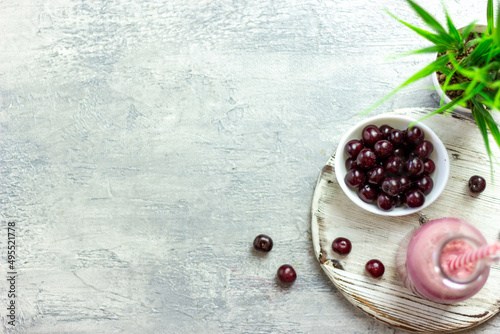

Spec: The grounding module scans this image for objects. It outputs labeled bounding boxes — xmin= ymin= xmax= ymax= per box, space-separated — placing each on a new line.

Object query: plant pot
xmin=431 ymin=24 xmax=487 ymax=114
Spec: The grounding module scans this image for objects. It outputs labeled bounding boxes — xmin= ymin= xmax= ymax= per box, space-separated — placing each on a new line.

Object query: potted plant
xmin=367 ymin=0 xmax=500 ymax=163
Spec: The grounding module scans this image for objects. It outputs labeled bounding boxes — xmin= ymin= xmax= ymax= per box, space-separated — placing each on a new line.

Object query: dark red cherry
xmin=253 ymin=234 xmax=273 ymax=252
xmin=393 ymin=148 xmax=405 ymax=158
xmin=379 ymin=124 xmax=393 ymax=139
xmin=399 ymin=175 xmax=411 ymax=193
xmin=385 ymin=155 xmax=404 ymax=175
xmin=416 ymin=175 xmax=434 ymax=195
xmin=367 ymin=166 xmax=386 ymax=185
xmin=377 ymin=193 xmax=394 ymax=211
xmin=344 ymin=168 xmax=366 ymax=188
xmin=406 ymin=189 xmax=425 ymax=208
xmin=423 ymin=159 xmax=436 ymax=174
xmin=394 ymin=193 xmax=406 ymax=207
xmin=356 ymin=148 xmax=377 ymax=170
xmin=358 ymin=183 xmax=379 ymax=203
xmin=361 ymin=125 xmax=384 ymax=148
xmin=332 ymin=237 xmax=352 ymax=255
xmin=389 ymin=129 xmax=405 ymax=147
xmin=345 ymin=158 xmax=357 ymax=171
xmin=277 ymin=265 xmax=297 ymax=284
xmin=365 ymin=259 xmax=385 ymax=278
xmin=415 ymin=140 xmax=434 ymax=160
xmin=345 ymin=140 xmax=364 ymax=159
xmin=373 ymin=140 xmax=394 ymax=159
xmin=400 ymin=138 xmax=413 ymax=156
xmin=381 ymin=177 xmax=402 ymax=196
xmin=405 ymin=156 xmax=424 ymax=179
xmin=468 ymin=175 xmax=486 ymax=194
xmin=406 ymin=126 xmax=425 ymax=146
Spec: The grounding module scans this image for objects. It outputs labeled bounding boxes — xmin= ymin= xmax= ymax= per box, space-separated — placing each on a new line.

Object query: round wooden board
xmin=311 ymin=108 xmax=500 ymax=333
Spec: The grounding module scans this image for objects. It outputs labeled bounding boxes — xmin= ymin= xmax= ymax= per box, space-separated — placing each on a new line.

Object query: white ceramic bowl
xmin=334 ymin=114 xmax=450 ymax=216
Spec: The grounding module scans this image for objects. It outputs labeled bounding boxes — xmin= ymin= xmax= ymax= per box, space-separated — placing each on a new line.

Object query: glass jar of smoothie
xmin=396 ymin=217 xmax=491 ymax=304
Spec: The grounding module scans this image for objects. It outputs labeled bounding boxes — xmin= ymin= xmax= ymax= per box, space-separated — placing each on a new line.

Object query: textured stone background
xmin=1 ymin=0 xmax=498 ymax=333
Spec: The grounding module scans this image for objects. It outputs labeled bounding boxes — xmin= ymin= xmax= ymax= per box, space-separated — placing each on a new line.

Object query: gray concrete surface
xmin=1 ymin=0 xmax=498 ymax=333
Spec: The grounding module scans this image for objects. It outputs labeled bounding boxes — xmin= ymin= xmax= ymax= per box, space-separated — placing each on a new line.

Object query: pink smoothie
xmin=396 ymin=218 xmax=490 ymax=304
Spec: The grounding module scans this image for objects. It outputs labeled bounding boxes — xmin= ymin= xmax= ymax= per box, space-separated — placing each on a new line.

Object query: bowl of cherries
xmin=334 ymin=114 xmax=450 ymax=216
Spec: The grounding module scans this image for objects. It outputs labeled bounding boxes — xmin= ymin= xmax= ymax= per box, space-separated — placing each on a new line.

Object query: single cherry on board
xmin=468 ymin=175 xmax=486 ymax=195
xmin=365 ymin=259 xmax=385 ymax=278
xmin=332 ymin=237 xmax=352 ymax=255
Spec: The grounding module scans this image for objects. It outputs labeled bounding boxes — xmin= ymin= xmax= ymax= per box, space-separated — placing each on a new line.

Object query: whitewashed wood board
xmin=311 ymin=108 xmax=500 ymax=333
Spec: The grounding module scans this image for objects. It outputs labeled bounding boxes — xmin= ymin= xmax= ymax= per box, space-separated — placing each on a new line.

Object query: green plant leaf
xmin=478 ymin=90 xmax=496 ymax=102
xmin=371 ymin=1 xmax=500 ymax=172
xmin=477 ymin=91 xmax=498 ymax=112
xmin=471 ymin=103 xmax=493 ymax=158
xmin=496 ymin=0 xmax=500 ymax=43
xmin=474 ymin=101 xmax=500 ymax=151
xmin=385 ymin=10 xmax=454 ymax=48
xmin=487 ymin=0 xmax=494 ymax=35
xmin=465 ymin=37 xmax=481 ymax=49
xmin=439 ymin=66 xmax=460 ymax=106
xmin=485 ymin=37 xmax=497 ymax=63
xmin=406 ymin=45 xmax=449 ymax=55
xmin=363 ymin=55 xmax=450 ymax=114
xmin=463 ymin=38 xmax=493 ymax=67
xmin=461 ymin=23 xmax=478 ymax=45
xmin=494 ymin=90 xmax=500 ymax=110
xmin=471 ymin=101 xmax=498 ymax=174
xmin=386 ymin=46 xmax=449 ymax=60
xmin=486 ymin=120 xmax=500 ymax=150
xmin=444 ymin=5 xmax=461 ymax=41
xmin=449 ymin=56 xmax=477 ymax=78
xmin=403 ymin=55 xmax=450 ymax=84
xmin=440 ymin=81 xmax=481 ymax=110
xmin=463 ymin=78 xmax=479 ymax=97
xmin=443 ymin=82 xmax=470 ymax=91
xmin=407 ymin=0 xmax=449 ymax=37
xmin=440 ymin=65 xmax=452 ymax=76
xmin=410 ymin=100 xmax=457 ymax=126
xmin=416 ymin=97 xmax=464 ymax=122
xmin=456 ymin=81 xmax=487 ymax=103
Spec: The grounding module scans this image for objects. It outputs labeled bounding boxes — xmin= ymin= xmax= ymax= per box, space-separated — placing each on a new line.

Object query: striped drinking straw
xmin=449 ymin=241 xmax=500 ymax=271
